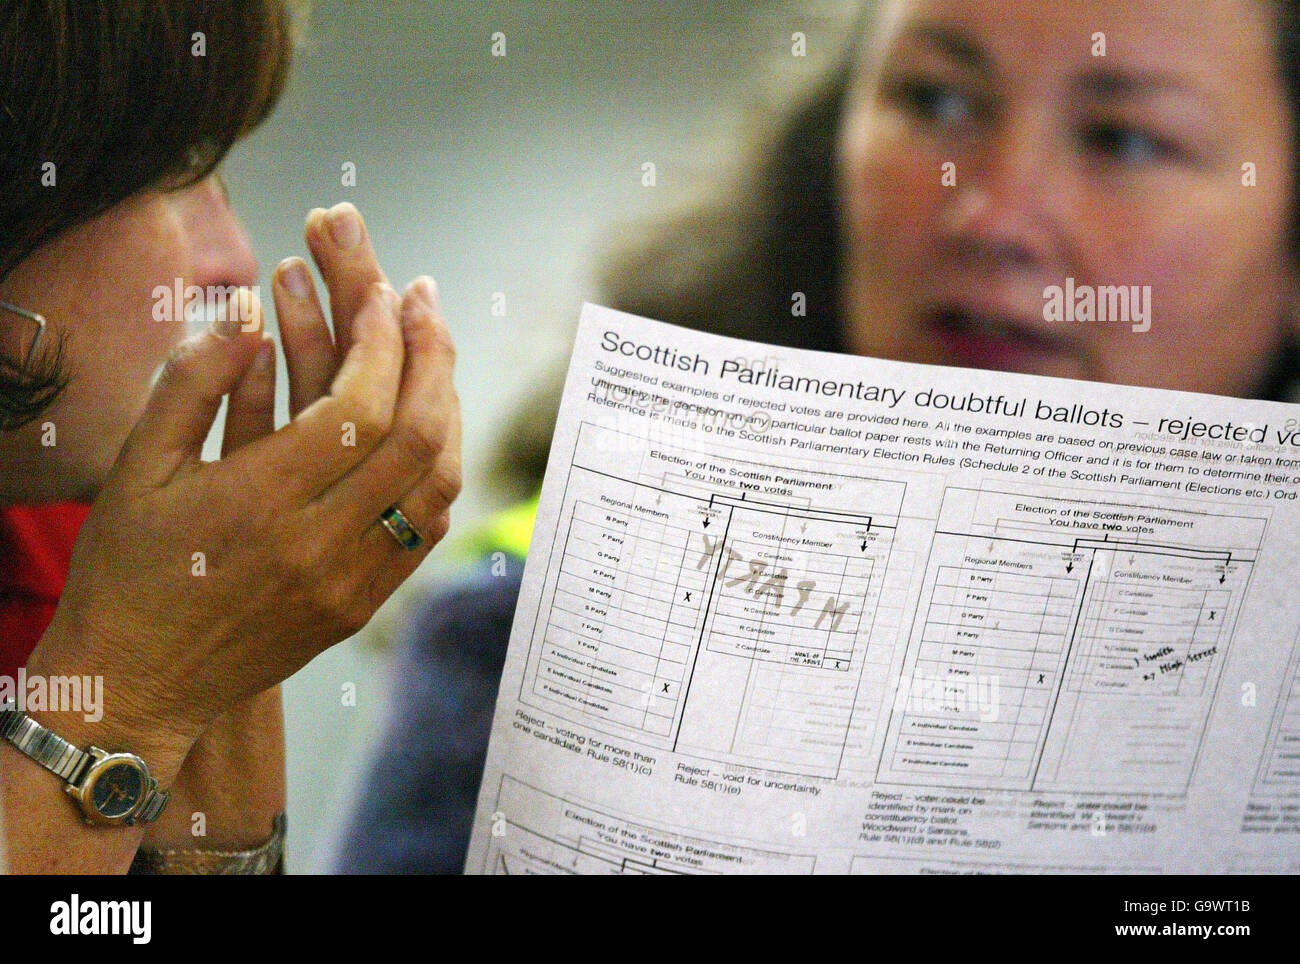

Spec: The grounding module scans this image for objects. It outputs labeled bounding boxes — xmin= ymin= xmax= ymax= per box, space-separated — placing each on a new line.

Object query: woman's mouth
xmin=925 ymin=306 xmax=1078 ymax=371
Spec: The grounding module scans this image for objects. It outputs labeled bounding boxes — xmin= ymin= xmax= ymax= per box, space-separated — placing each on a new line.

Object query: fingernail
xmin=213 ymin=298 xmax=242 ymax=338
xmin=413 ymin=276 xmax=438 ymax=311
xmin=213 ymin=289 xmax=260 ymax=338
xmin=278 ymin=257 xmax=311 ymax=299
xmin=327 ymin=202 xmax=363 ymax=249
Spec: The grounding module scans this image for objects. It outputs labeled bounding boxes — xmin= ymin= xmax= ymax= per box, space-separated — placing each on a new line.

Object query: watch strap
xmin=134 ymin=784 xmax=170 ymax=825
xmin=0 ymin=698 xmax=91 ymax=783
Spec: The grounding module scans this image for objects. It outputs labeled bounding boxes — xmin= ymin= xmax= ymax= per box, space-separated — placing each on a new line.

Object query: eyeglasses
xmin=0 ymin=300 xmax=47 ymax=370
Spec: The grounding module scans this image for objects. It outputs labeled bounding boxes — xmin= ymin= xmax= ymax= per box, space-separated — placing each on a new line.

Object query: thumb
xmin=114 ymin=289 xmax=266 ymax=488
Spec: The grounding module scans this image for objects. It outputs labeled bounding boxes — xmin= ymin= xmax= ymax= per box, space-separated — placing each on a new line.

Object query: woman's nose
xmin=177 ymin=175 xmax=261 ymax=290
xmin=940 ymin=111 xmax=1065 ymax=272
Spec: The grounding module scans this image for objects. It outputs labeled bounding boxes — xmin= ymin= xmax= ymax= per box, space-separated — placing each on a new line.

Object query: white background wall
xmin=217 ymin=0 xmax=860 ymax=872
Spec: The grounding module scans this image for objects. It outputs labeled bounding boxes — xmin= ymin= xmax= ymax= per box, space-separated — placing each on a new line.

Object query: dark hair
xmin=488 ymin=1 xmax=1300 ymax=503
xmin=0 ymin=0 xmax=295 ymax=430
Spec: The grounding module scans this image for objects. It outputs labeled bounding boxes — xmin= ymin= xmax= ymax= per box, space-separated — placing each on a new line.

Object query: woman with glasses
xmin=0 ymin=2 xmax=461 ymax=873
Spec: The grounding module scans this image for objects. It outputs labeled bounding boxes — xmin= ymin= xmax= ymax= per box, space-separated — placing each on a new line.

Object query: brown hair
xmin=488 ymin=0 xmax=1300 ymax=504
xmin=0 ymin=0 xmax=296 ymax=429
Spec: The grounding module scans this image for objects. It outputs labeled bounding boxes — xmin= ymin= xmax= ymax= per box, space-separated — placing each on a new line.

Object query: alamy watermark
xmin=886 ymin=671 xmax=1002 ymax=722
xmin=588 ymin=372 xmax=774 ymax=437
xmin=152 ymin=279 xmax=260 ymax=331
xmin=50 ymin=895 xmax=150 ymax=944
xmin=1 ymin=670 xmax=104 ymax=722
xmin=1043 ymin=278 xmax=1151 ymax=333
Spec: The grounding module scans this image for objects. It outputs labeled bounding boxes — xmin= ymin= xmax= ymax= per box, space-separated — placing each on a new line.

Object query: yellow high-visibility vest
xmin=446 ymin=489 xmax=540 ymax=564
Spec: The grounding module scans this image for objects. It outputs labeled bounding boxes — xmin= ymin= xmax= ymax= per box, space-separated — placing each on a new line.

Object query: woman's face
xmin=837 ymin=0 xmax=1299 ymax=396
xmin=0 ymin=176 xmax=259 ymax=502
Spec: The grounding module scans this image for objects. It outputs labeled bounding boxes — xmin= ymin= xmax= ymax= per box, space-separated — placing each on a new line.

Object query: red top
xmin=0 ymin=503 xmax=91 ymax=680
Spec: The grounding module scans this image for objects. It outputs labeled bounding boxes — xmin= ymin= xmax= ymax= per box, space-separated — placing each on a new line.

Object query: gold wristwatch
xmin=0 ymin=698 xmax=170 ymax=827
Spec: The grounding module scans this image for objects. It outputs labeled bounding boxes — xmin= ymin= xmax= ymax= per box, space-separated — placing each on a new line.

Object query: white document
xmin=466 ymin=302 xmax=1300 ymax=874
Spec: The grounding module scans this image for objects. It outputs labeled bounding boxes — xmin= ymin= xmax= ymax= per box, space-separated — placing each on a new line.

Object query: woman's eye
xmin=886 ymin=78 xmax=979 ymax=129
xmin=1080 ymin=123 xmax=1181 ymax=165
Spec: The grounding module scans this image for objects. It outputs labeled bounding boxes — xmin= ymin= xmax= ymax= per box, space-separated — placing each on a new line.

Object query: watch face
xmin=90 ymin=761 xmax=145 ymax=819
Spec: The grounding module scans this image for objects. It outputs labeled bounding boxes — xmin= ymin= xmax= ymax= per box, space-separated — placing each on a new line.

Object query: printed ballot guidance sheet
xmin=466 ymin=302 xmax=1300 ymax=874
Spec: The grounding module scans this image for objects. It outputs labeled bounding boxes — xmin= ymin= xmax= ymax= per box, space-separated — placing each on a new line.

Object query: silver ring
xmin=379 ymin=504 xmax=424 ymax=550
